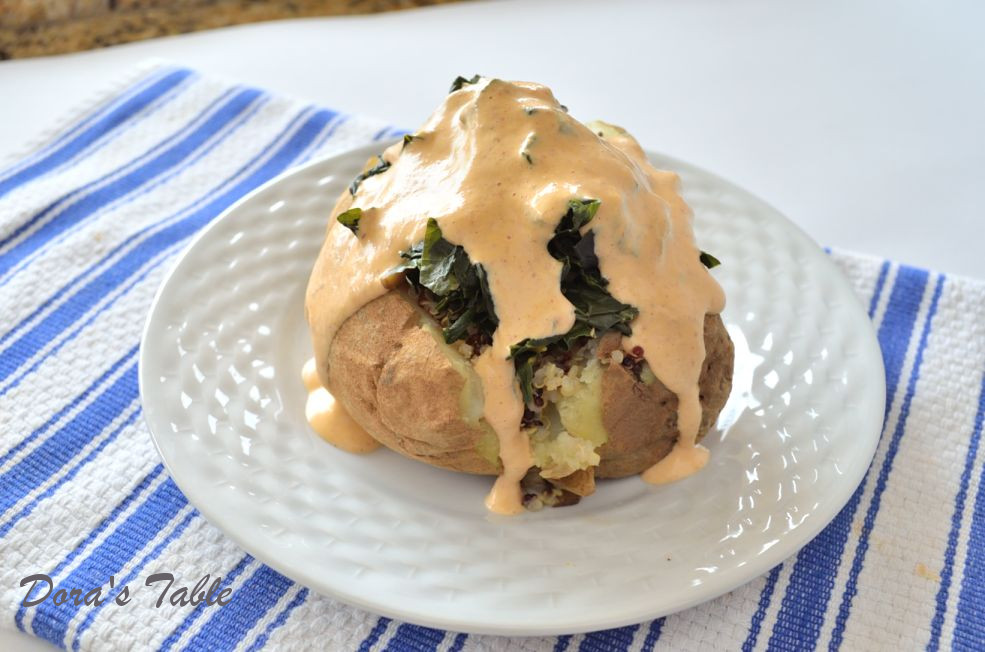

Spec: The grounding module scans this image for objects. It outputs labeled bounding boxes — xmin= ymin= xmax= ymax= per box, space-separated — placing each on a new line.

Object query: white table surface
xmin=0 ymin=0 xmax=982 ymax=648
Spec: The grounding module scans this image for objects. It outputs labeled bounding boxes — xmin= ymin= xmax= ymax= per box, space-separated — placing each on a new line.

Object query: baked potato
xmin=305 ymin=74 xmax=734 ymax=512
xmin=324 ymin=289 xmax=734 ymax=500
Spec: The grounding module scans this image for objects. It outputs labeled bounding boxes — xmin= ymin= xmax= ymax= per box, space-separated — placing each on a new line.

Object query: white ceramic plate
xmin=139 ymin=142 xmax=885 ymax=636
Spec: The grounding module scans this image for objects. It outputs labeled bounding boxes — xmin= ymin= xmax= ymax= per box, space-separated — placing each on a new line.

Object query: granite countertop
xmin=0 ymin=0 xmax=465 ymax=59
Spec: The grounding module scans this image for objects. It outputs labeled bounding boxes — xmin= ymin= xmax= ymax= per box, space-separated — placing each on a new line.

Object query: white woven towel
xmin=1 ymin=63 xmax=983 ymax=652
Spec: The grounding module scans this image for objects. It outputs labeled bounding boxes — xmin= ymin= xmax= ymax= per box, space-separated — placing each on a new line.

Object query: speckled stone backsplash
xmin=0 ymin=0 xmax=465 ymax=59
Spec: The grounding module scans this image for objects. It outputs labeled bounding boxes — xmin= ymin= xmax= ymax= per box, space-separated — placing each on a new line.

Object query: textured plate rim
xmin=139 ymin=143 xmax=886 ymax=636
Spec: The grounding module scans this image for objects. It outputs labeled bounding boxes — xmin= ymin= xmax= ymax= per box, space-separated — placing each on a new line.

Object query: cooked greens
xmin=449 ymin=74 xmax=481 ymax=93
xmin=393 ymin=199 xmax=725 ymax=405
xmin=394 ymin=219 xmax=499 ymax=345
xmin=509 ymin=199 xmax=639 ymax=403
xmin=349 ymin=155 xmax=391 ymax=196
xmin=699 ymin=250 xmax=721 ymax=269
xmin=396 ymin=201 xmax=641 ymax=403
xmin=336 ymin=207 xmax=362 ymax=235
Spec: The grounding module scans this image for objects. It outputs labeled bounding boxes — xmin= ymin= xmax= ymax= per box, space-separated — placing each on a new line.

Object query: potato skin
xmin=325 ymin=291 xmax=733 ymax=478
xmin=326 ymin=292 xmax=499 ymax=475
xmin=596 ymin=315 xmax=734 ymax=478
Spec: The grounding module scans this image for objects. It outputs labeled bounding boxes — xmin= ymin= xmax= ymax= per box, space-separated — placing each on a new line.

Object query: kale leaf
xmin=699 ymin=250 xmax=721 ymax=269
xmin=549 ymin=200 xmax=639 ymax=335
xmin=336 ymin=207 xmax=362 ymax=235
xmin=349 ymin=155 xmax=391 ymax=196
xmin=509 ymin=199 xmax=639 ymax=403
xmin=395 ymin=200 xmax=639 ymax=405
xmin=395 ymin=219 xmax=499 ymax=345
xmin=449 ymin=74 xmax=481 ymax=93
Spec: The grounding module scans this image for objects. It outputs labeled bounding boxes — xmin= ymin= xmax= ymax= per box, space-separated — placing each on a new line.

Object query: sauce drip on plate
xmin=305 ymin=78 xmax=725 ymax=513
xmin=302 ymin=358 xmax=380 ymax=454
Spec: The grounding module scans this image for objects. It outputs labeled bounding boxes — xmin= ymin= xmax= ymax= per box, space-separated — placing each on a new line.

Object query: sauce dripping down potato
xmin=304 ymin=77 xmax=729 ymax=514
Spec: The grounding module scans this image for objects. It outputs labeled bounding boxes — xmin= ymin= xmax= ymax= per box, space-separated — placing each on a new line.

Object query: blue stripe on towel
xmin=868 ymin=261 xmax=890 ymax=317
xmin=0 ymin=84 xmax=246 ymax=255
xmin=299 ymin=115 xmax=350 ymax=164
xmin=243 ymin=588 xmax=309 ymax=652
xmin=0 ymin=344 xmax=135 ymax=472
xmin=383 ymin=623 xmax=446 ymax=651
xmin=179 ymin=565 xmax=295 ymax=652
xmin=640 ymin=618 xmax=665 ymax=652
xmin=741 ymin=260 xmax=892 ymax=650
xmin=14 ymin=464 xmax=165 ymax=630
xmin=948 ymin=371 xmax=985 ymax=651
xmin=0 ymin=406 xmax=141 ymax=539
xmin=765 ymin=266 xmax=930 ymax=652
xmin=0 ymin=89 xmax=269 ymax=292
xmin=57 ymin=111 xmax=335 ymax=648
xmin=447 ymin=632 xmax=468 ymax=652
xmin=0 ymin=104 xmax=312 ymax=356
xmin=0 ymin=87 xmax=265 ymax=281
xmin=30 ymin=477 xmax=191 ymax=646
xmin=742 ymin=565 xmax=782 ymax=652
xmin=358 ymin=618 xmax=393 ymax=652
xmin=70 ymin=509 xmax=198 ymax=650
xmin=10 ymin=105 xmax=338 ymax=650
xmin=578 ymin=624 xmax=639 ymax=651
xmin=0 ymin=67 xmax=411 ymax=651
xmin=0 ymin=108 xmax=334 ymax=393
xmin=0 ymin=67 xmax=170 ymax=182
xmin=0 ymin=250 xmax=169 ymax=396
xmin=0 ymin=67 xmax=178 ymax=182
xmin=929 ymin=371 xmax=985 ymax=650
xmin=159 ymin=555 xmax=255 ymax=652
xmin=828 ymin=275 xmax=944 ymax=649
xmin=0 ymin=361 xmax=139 ymax=517
xmin=0 ymin=68 xmax=195 ymax=199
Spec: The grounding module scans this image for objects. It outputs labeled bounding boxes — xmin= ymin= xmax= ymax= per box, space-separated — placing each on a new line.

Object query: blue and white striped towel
xmin=1 ymin=62 xmax=983 ymax=652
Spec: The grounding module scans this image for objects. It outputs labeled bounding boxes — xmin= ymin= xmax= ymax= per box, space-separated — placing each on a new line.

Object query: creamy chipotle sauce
xmin=302 ymin=358 xmax=380 ymax=453
xmin=305 ymin=78 xmax=725 ymax=513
